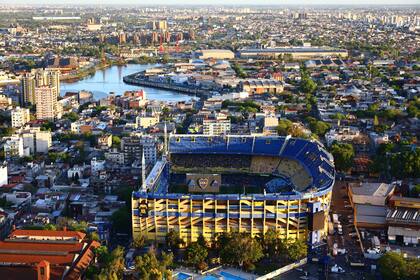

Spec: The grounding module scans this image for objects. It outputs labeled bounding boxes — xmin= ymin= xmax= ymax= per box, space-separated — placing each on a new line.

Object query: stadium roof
xmin=168 ymin=135 xmax=335 ymax=193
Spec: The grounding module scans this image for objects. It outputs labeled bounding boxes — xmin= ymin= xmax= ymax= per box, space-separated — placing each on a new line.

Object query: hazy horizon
xmin=0 ymin=0 xmax=419 ymax=6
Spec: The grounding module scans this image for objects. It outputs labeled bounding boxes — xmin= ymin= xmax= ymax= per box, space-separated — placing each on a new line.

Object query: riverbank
xmin=61 ymin=64 xmax=195 ymax=102
xmin=61 ymin=60 xmax=127 ymax=83
xmin=123 ymin=73 xmax=209 ymax=98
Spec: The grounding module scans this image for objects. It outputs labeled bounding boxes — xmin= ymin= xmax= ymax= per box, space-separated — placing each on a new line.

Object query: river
xmin=60 ymin=64 xmax=194 ymax=102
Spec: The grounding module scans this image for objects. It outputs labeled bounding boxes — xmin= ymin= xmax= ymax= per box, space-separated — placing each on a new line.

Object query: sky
xmin=0 ymin=0 xmax=418 ymax=5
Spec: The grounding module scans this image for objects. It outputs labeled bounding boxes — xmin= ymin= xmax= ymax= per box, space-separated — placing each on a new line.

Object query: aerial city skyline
xmin=1 ymin=1 xmax=420 ymax=5
xmin=0 ymin=3 xmax=418 ymax=280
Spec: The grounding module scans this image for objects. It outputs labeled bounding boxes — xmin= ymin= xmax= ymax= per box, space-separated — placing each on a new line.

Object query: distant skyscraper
xmin=154 ymin=20 xmax=167 ymax=31
xmin=151 ymin=32 xmax=158 ymax=44
xmin=119 ymin=32 xmax=126 ymax=44
xmin=20 ymin=73 xmax=35 ymax=105
xmin=35 ymin=86 xmax=58 ymax=121
xmin=164 ymin=31 xmax=171 ymax=43
xmin=188 ymin=30 xmax=195 ymax=41
xmin=133 ymin=33 xmax=140 ymax=45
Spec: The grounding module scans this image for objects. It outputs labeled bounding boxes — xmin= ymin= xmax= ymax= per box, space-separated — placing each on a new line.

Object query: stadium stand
xmin=132 ymin=135 xmax=335 ymax=247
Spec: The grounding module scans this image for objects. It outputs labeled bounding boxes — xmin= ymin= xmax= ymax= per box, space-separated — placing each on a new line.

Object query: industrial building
xmin=195 ymin=49 xmax=235 ymax=60
xmin=240 ymin=79 xmax=284 ymax=95
xmin=239 ymin=47 xmax=348 ymax=60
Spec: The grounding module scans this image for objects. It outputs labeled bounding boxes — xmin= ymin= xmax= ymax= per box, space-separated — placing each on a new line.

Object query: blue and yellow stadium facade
xmin=132 ymin=135 xmax=335 ymax=246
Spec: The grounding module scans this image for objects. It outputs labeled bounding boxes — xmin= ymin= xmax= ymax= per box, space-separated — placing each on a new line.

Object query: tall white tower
xmin=164 ymin=122 xmax=168 ymax=155
xmin=141 ymin=151 xmax=146 ymax=192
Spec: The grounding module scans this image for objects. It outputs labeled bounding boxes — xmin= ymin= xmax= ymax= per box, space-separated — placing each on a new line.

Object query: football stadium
xmin=132 ymin=135 xmax=335 ymax=246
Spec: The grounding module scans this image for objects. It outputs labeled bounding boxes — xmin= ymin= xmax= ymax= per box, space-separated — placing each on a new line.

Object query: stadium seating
xmin=168 ymin=135 xmax=335 ymax=193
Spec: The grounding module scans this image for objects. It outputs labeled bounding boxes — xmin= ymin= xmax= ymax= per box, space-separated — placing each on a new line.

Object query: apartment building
xmin=203 ymin=119 xmax=231 ymax=135
xmin=121 ymin=135 xmax=157 ymax=165
xmin=11 ymin=107 xmax=30 ymax=128
xmin=35 ymin=86 xmax=59 ymax=120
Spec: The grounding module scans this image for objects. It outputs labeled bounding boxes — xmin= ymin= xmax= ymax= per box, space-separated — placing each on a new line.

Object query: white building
xmin=21 ymin=129 xmax=52 ymax=154
xmin=2 ymin=191 xmax=31 ymax=207
xmin=349 ymin=182 xmax=395 ymax=206
xmin=105 ymin=149 xmax=125 ymax=165
xmin=35 ymin=131 xmax=52 ymax=153
xmin=4 ymin=135 xmax=25 ymax=158
xmin=203 ymin=119 xmax=231 ymax=135
xmin=91 ymin=157 xmax=106 ymax=174
xmin=263 ymin=116 xmax=279 ymax=135
xmin=136 ymin=115 xmax=160 ymax=129
xmin=0 ymin=162 xmax=7 ymax=186
xmin=67 ymin=166 xmax=84 ymax=180
xmin=325 ymin=126 xmax=361 ymax=147
xmin=11 ymin=107 xmax=30 ymax=128
xmin=71 ymin=122 xmax=81 ymax=133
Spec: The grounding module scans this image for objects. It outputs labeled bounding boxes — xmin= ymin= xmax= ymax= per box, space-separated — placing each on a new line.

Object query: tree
xmin=306 ymin=117 xmax=331 ymax=137
xmin=277 ymin=119 xmax=305 ymax=138
xmin=197 ymin=234 xmax=207 ymax=248
xmin=95 ymin=246 xmax=113 ymax=266
xmin=89 ymin=232 xmax=100 ymax=242
xmin=93 ymin=246 xmax=125 ymax=280
xmin=185 ymin=242 xmax=208 ymax=269
xmin=133 ymin=234 xmax=145 ymax=249
xmin=378 ymin=252 xmax=407 ymax=280
xmin=63 ymin=112 xmax=80 ymax=122
xmin=370 ymin=144 xmax=420 ymax=179
xmin=41 ymin=121 xmax=55 ymax=131
xmin=166 ymin=229 xmax=184 ymax=251
xmin=69 ymin=220 xmax=88 ymax=232
xmin=411 ymin=185 xmax=420 ymax=198
xmin=217 ymin=232 xmax=263 ymax=269
xmin=111 ymin=136 xmax=121 ymax=148
xmin=108 ymin=246 xmax=125 ymax=279
xmin=111 ymin=206 xmax=131 ymax=234
xmin=262 ymin=229 xmax=287 ymax=262
xmin=135 ymin=251 xmax=173 ymax=280
xmin=300 ymin=72 xmax=317 ymax=94
xmin=43 ymin=224 xmax=57 ymax=230
xmin=330 ymin=142 xmax=354 ymax=172
xmin=373 ymin=115 xmax=379 ymax=127
xmin=277 ymin=119 xmax=293 ymax=136
xmin=286 ymin=239 xmax=307 ymax=262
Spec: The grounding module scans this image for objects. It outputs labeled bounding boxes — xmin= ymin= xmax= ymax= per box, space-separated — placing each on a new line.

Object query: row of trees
xmin=183 ymin=229 xmax=307 ymax=273
xmin=222 ymin=100 xmax=261 ymax=113
xmin=329 ymin=142 xmax=355 ymax=172
xmin=277 ymin=119 xmax=306 ymax=138
xmin=305 ymin=116 xmax=331 ymax=137
xmin=370 ymin=143 xmax=420 ymax=179
xmin=379 ymin=252 xmax=420 ymax=280
xmin=135 ymin=251 xmax=173 ymax=280
xmin=89 ymin=246 xmax=126 ymax=280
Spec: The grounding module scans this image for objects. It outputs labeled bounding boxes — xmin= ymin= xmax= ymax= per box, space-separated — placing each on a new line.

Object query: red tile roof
xmin=0 ymin=241 xmax=84 ymax=252
xmin=0 ymin=230 xmax=98 ymax=279
xmin=0 ymin=254 xmax=75 ymax=265
xmin=9 ymin=229 xmax=86 ymax=240
xmin=65 ymin=240 xmax=100 ymax=280
xmin=0 ymin=265 xmax=66 ymax=280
